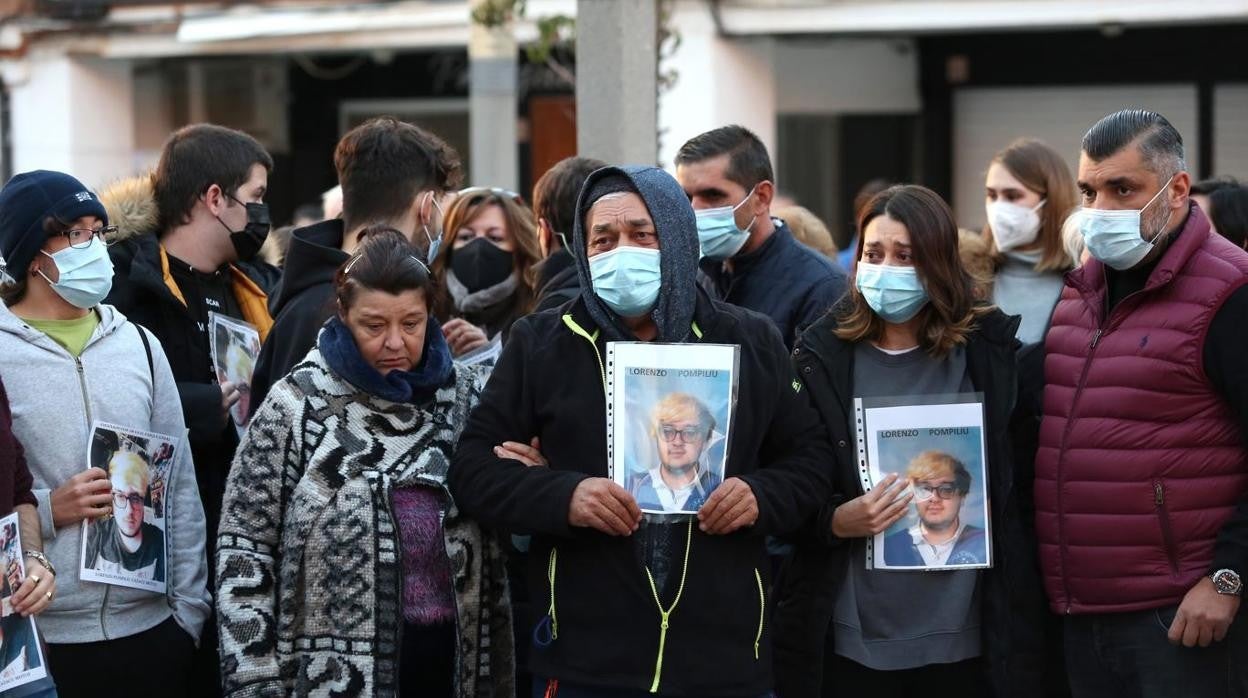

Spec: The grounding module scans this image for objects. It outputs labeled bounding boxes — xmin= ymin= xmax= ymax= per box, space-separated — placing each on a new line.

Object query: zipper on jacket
xmin=73 ymin=355 xmax=114 ymax=638
xmin=561 ymin=315 xmax=605 ymax=388
xmin=752 ymin=568 xmax=765 ymax=660
xmin=1053 ymin=326 xmax=1105 ymax=614
xmin=1152 ymin=480 xmax=1181 ymax=575
xmin=645 ymin=519 xmax=694 ymax=694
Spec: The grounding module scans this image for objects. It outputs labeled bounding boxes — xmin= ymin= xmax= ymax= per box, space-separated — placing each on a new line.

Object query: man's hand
xmin=830 ymin=473 xmax=913 ymax=538
xmin=443 ymin=319 xmax=490 ymax=357
xmin=50 ymin=467 xmax=112 ymax=529
xmin=698 ymin=478 xmax=759 ymax=534
xmin=569 ymin=478 xmax=641 ymax=536
xmin=220 ymin=381 xmax=241 ymax=425
xmin=1168 ymin=577 xmax=1241 ymax=647
xmin=10 ymin=562 xmax=54 ymax=617
xmin=495 ymin=437 xmax=547 ymax=467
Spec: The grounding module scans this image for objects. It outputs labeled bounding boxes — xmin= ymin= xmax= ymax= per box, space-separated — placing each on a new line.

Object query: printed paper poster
xmin=608 ymin=342 xmax=739 ymax=515
xmin=0 ymin=513 xmax=49 ymax=693
xmin=209 ymin=312 xmax=261 ymax=436
xmin=79 ymin=423 xmax=177 ymax=593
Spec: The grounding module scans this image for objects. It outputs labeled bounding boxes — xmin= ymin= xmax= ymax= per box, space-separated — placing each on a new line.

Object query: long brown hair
xmin=430 ymin=190 xmax=541 ymax=319
xmin=836 ymin=185 xmax=983 ymax=358
xmin=984 ymin=138 xmax=1077 ymax=273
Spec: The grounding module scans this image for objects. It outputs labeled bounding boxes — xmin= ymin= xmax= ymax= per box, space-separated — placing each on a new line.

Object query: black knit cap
xmin=0 ymin=170 xmax=109 ymax=279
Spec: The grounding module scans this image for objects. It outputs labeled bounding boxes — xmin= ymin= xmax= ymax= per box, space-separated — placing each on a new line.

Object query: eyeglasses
xmin=112 ymin=490 xmax=145 ymax=510
xmin=458 ymin=186 xmax=524 ymax=205
xmin=913 ymin=482 xmax=961 ymax=501
xmin=54 ymin=227 xmax=118 ymax=249
xmin=659 ymin=425 xmax=705 ymax=443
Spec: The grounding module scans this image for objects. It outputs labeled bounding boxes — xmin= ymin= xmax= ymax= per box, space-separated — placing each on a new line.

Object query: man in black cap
xmin=450 ymin=165 xmax=834 ymax=697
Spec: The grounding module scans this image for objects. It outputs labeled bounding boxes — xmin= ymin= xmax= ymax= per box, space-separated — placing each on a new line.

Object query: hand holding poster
xmin=0 ymin=513 xmax=49 ymax=694
xmin=209 ymin=312 xmax=261 ymax=436
xmin=607 ymin=342 xmax=739 ymax=515
xmin=856 ymin=396 xmax=991 ymax=571
xmin=79 ymin=423 xmax=177 ymax=594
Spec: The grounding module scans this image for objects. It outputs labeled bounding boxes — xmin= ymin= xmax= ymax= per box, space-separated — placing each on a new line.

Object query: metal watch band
xmin=23 ymin=550 xmax=56 ymax=577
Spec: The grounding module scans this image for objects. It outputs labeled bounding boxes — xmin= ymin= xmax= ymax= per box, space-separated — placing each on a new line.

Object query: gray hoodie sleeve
xmin=144 ymin=328 xmax=212 ymax=643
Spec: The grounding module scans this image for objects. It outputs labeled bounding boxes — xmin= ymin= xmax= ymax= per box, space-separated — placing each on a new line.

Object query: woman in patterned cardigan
xmin=215 ymin=228 xmax=513 ymax=697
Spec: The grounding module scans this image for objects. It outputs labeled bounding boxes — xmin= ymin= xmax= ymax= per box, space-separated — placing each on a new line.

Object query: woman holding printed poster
xmin=772 ymin=185 xmax=1050 ymax=697
xmin=0 ymin=170 xmax=211 ymax=697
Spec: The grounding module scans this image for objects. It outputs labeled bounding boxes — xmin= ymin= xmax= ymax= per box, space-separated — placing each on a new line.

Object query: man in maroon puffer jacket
xmin=1036 ymin=109 xmax=1248 ymax=697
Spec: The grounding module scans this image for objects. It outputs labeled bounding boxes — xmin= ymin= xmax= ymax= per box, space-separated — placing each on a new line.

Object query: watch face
xmin=1214 ymin=570 xmax=1243 ymax=594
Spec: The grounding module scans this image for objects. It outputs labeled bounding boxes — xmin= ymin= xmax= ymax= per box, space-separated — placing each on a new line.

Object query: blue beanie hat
xmin=0 ymin=170 xmax=109 ymax=280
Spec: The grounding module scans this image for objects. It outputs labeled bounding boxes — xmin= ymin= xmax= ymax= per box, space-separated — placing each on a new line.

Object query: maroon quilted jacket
xmin=1036 ymin=204 xmax=1248 ymax=614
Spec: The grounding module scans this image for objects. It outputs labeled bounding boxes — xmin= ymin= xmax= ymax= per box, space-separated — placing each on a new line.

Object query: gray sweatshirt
xmin=991 ymin=251 xmax=1066 ymax=345
xmin=0 ymin=303 xmax=211 ymax=644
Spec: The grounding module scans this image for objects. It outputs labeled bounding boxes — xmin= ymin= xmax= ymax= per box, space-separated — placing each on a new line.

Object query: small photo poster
xmin=209 ymin=313 xmax=261 ymax=437
xmin=0 ymin=513 xmax=50 ymax=693
xmin=607 ymin=342 xmax=739 ymax=515
xmin=79 ymin=422 xmax=177 ymax=594
xmin=856 ymin=396 xmax=991 ymax=571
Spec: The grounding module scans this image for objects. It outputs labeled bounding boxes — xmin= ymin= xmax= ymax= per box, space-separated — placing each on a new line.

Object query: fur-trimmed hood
xmin=98 ymin=174 xmax=159 ymax=243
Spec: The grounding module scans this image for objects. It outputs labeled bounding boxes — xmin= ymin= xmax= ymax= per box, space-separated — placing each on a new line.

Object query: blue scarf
xmin=318 ymin=315 xmax=454 ymax=404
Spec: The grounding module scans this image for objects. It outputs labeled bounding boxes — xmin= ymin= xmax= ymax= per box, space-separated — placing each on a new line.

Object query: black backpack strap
xmin=135 ymin=323 xmax=155 ymax=385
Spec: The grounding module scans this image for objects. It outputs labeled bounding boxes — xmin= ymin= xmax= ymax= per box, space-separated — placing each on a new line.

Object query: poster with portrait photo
xmin=209 ymin=312 xmax=261 ymax=438
xmin=856 ymin=396 xmax=991 ymax=571
xmin=607 ymin=342 xmax=739 ymax=515
xmin=79 ymin=422 xmax=178 ymax=594
xmin=0 ymin=512 xmax=50 ymax=695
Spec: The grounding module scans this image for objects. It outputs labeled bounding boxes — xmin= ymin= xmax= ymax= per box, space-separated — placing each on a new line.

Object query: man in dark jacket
xmin=450 ymin=164 xmax=834 ymax=697
xmin=102 ymin=124 xmax=274 ymax=698
xmin=675 ymin=125 xmax=846 ymax=350
xmin=531 ymin=156 xmax=606 ymax=313
xmin=248 ymin=117 xmax=462 ymax=415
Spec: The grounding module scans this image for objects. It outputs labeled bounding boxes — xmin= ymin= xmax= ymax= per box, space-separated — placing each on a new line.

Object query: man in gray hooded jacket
xmin=451 ymin=165 xmax=834 ymax=697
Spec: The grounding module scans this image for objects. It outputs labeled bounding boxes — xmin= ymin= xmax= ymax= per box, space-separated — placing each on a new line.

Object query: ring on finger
xmin=29 ymin=575 xmax=39 ymax=584
xmin=44 ymin=591 xmax=51 ymax=599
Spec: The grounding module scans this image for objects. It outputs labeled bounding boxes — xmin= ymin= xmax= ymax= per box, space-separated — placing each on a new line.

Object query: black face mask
xmin=219 ymin=200 xmax=272 ymax=263
xmin=451 ymin=237 xmax=515 ymax=293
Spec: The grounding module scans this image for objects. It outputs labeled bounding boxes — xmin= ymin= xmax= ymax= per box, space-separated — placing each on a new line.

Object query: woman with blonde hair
xmin=431 ymin=188 xmax=542 ymax=356
xmin=983 ymin=138 xmax=1078 ymax=343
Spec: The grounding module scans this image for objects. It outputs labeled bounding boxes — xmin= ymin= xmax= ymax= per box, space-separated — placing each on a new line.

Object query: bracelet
xmin=23 ymin=551 xmax=55 ymax=577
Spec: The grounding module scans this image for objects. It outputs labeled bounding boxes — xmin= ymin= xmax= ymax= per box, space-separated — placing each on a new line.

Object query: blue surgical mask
xmin=37 ymin=236 xmax=114 ymax=309
xmin=1079 ymin=176 xmax=1173 ymax=271
xmin=695 ymin=186 xmax=757 ymax=261
xmin=589 ymin=246 xmax=661 ymax=318
xmin=855 ymin=263 xmax=928 ymax=323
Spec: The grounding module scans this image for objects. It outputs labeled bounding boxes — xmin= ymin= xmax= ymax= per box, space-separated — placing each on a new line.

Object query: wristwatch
xmin=23 ymin=551 xmax=55 ymax=577
xmin=1210 ymin=568 xmax=1242 ymax=596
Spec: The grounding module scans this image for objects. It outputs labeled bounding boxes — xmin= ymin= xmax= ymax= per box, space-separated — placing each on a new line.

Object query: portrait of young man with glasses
xmin=882 ymin=450 xmax=987 ymax=568
xmin=629 ymin=392 xmax=725 ymax=514
xmin=84 ymin=449 xmax=166 ymax=583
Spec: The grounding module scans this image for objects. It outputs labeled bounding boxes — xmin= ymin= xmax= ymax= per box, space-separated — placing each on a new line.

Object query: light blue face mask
xmin=37 ymin=236 xmax=114 ymax=309
xmin=589 ymin=246 xmax=662 ymax=318
xmin=695 ymin=186 xmax=757 ymax=261
xmin=855 ymin=263 xmax=928 ymax=323
xmin=1079 ymin=175 xmax=1174 ymax=271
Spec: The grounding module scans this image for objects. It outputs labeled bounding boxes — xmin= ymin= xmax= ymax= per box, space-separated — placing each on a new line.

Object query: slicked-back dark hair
xmin=153 ymin=124 xmax=273 ymax=235
xmin=1081 ymin=109 xmax=1186 ymax=177
xmin=334 ymin=117 xmax=463 ymax=233
xmin=674 ymin=125 xmax=774 ymax=191
xmin=532 ymin=156 xmax=607 ymax=239
xmin=334 ymin=226 xmax=436 ymax=312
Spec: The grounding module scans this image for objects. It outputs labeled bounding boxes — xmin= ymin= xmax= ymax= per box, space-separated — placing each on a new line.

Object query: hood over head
xmin=572 ymin=165 xmax=699 ymax=342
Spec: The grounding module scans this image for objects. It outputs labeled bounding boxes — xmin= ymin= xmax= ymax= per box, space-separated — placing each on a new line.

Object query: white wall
xmin=1214 ymin=84 xmax=1248 ymax=180
xmin=658 ymin=0 xmax=776 ymax=170
xmin=8 ymin=51 xmax=136 ymax=189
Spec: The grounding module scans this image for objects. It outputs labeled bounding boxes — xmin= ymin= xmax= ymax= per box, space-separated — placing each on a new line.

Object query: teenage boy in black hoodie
xmin=532 ymin=156 xmax=606 ymax=312
xmin=249 ymin=117 xmax=462 ymax=414
xmin=450 ymin=165 xmax=834 ymax=697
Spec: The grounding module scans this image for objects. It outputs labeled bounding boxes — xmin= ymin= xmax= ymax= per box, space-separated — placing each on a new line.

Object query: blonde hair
xmin=225 ymin=341 xmax=255 ymax=381
xmin=775 ymin=205 xmax=838 ymax=258
xmin=649 ymin=393 xmax=715 ymax=439
xmin=109 ymin=450 xmax=150 ymax=492
xmin=905 ymin=450 xmax=970 ymax=494
xmin=958 ymin=228 xmax=995 ymax=301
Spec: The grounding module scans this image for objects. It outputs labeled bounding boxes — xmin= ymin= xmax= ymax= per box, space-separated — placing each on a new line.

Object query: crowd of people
xmin=0 ymin=106 xmax=1243 ymax=698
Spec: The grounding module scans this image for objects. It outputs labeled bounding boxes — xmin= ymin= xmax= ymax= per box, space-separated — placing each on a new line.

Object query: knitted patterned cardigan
xmin=215 ymin=348 xmax=514 ymax=697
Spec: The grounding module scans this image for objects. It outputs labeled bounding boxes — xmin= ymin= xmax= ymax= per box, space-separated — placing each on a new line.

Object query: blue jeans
xmin=1064 ymin=605 xmax=1248 ymax=698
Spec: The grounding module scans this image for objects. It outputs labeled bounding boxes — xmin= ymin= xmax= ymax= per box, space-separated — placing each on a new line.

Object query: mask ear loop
xmin=422 ymin=192 xmax=445 ymax=264
xmin=733 ymin=184 xmax=760 ymax=234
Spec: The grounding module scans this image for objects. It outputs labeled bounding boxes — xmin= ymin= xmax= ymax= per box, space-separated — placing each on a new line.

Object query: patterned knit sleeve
xmin=216 ymin=381 xmax=303 ymax=697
